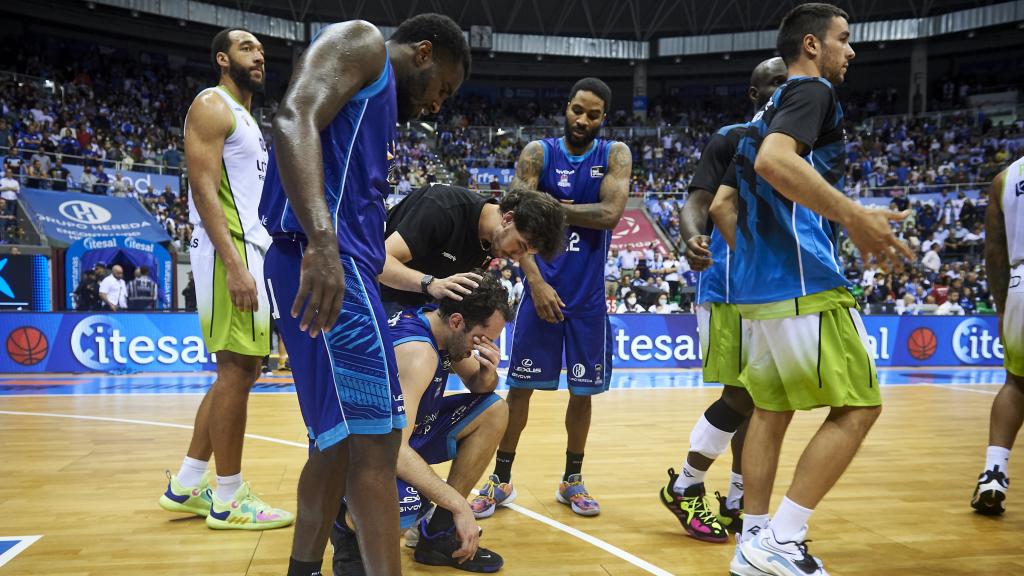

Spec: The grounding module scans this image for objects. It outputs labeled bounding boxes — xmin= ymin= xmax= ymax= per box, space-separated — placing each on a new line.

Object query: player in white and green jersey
xmin=971 ymin=156 xmax=1024 ymax=516
xmin=158 ymin=27 xmax=292 ymax=532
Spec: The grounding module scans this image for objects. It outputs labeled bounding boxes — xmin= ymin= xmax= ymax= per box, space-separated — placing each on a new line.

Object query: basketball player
xmin=260 ymin=14 xmax=469 ymax=576
xmin=719 ymin=5 xmax=913 ymax=574
xmin=477 ymin=78 xmax=631 ymax=518
xmin=660 ymin=56 xmax=788 ymax=544
xmin=334 ymin=273 xmax=510 ymax=573
xmin=159 ymin=28 xmax=293 ymax=531
xmin=971 ymin=157 xmax=1024 ymax=515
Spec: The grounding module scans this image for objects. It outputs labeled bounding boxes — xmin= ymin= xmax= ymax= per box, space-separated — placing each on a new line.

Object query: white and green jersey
xmin=187 ymin=85 xmax=271 ymax=253
xmin=1002 ymin=156 xmax=1024 ymax=269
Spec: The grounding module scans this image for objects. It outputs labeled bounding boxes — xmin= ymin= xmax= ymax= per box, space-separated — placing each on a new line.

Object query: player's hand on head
xmin=293 ymin=243 xmax=345 ymax=338
xmin=451 ymin=505 xmax=481 ymax=564
xmin=227 ymin=266 xmax=259 ymax=313
xmin=684 ymin=234 xmax=712 ymax=271
xmin=847 ymin=207 xmax=914 ymax=273
xmin=531 ymin=281 xmax=565 ymax=323
xmin=428 ymin=272 xmax=482 ymax=301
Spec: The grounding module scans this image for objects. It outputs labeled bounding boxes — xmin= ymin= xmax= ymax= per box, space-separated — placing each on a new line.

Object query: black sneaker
xmin=971 ymin=465 xmax=1009 ymax=516
xmin=330 ymin=521 xmax=365 ymax=576
xmin=715 ymin=491 xmax=743 ymax=534
xmin=413 ymin=520 xmax=504 ymax=573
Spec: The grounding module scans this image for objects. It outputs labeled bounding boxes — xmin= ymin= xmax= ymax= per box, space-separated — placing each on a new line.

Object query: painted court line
xmin=923 ymin=383 xmax=999 ymax=395
xmin=0 ymin=535 xmax=42 ymax=568
xmin=0 ymin=410 xmax=674 ymax=576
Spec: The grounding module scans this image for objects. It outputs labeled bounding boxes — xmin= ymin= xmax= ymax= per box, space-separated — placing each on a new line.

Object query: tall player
xmin=661 ymin=56 xmax=788 ymax=544
xmin=722 ymin=5 xmax=913 ymax=575
xmin=971 ymin=157 xmax=1024 ymax=515
xmin=474 ymin=78 xmax=631 ymax=518
xmin=260 ymin=15 xmax=469 ymax=576
xmin=159 ymin=27 xmax=293 ymax=531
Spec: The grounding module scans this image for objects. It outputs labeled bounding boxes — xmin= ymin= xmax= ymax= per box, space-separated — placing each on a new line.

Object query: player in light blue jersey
xmin=261 ymin=14 xmax=469 ymax=576
xmin=474 ymin=78 xmax=631 ymax=519
xmin=659 ymin=57 xmax=788 ymax=545
xmin=710 ymin=5 xmax=913 ymax=576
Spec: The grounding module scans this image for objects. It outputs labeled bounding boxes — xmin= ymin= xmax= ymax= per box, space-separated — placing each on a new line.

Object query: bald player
xmin=659 ymin=57 xmax=789 ymax=544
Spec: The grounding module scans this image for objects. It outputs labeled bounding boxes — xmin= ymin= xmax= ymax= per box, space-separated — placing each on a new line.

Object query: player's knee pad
xmin=689 ymin=399 xmax=745 ymax=459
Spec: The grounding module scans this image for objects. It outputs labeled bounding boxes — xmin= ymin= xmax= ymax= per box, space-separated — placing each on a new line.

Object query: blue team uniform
xmin=731 ymin=77 xmax=850 ymax=305
xmin=508 ymin=137 xmax=614 ymax=394
xmin=389 ymin=308 xmax=501 ymax=529
xmin=260 ymin=42 xmax=405 ymax=451
xmin=695 ymin=123 xmax=748 ymax=305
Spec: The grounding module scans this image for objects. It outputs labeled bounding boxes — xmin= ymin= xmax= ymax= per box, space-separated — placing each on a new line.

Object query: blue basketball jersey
xmin=732 ymin=77 xmax=849 ymax=304
xmin=532 ymin=137 xmax=613 ymax=316
xmin=260 ymin=42 xmax=398 ymax=277
xmin=388 ymin=307 xmax=451 ymax=426
xmin=695 ymin=123 xmax=748 ymax=305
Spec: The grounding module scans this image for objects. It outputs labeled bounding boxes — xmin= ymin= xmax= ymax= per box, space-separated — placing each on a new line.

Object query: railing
xmin=859 ymin=103 xmax=1023 ymax=132
xmin=643 ymin=181 xmax=991 ymax=204
xmin=1 ymin=145 xmax=183 ymax=177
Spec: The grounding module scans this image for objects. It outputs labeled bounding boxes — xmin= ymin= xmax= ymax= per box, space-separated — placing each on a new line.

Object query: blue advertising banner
xmin=63 ymin=163 xmax=181 ymax=196
xmin=65 ymin=237 xmax=173 ymax=310
xmin=0 ymin=312 xmax=1006 ymax=374
xmin=19 ymin=188 xmax=172 ymax=245
xmin=468 ymin=168 xmax=515 ymax=187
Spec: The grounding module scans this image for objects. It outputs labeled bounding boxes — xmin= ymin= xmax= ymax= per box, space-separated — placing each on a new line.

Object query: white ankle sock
xmin=741 ymin=513 xmax=769 ymax=543
xmin=673 ymin=462 xmax=706 ymax=492
xmin=176 ymin=457 xmax=208 ymax=488
xmin=726 ymin=472 xmax=744 ymax=509
xmin=772 ymin=497 xmax=814 ymax=543
xmin=215 ymin=473 xmax=243 ymax=502
xmin=985 ymin=446 xmax=1011 ymax=475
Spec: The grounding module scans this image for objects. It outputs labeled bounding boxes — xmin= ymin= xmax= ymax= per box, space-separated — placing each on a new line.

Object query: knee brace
xmin=689 ymin=399 xmax=746 ymax=459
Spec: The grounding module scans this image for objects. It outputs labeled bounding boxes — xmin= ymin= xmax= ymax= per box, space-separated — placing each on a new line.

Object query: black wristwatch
xmin=420 ymin=274 xmax=435 ymax=295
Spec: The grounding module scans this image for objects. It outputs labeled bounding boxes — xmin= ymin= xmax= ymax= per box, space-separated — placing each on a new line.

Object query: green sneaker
xmin=205 ymin=481 xmax=294 ymax=531
xmin=159 ymin=471 xmax=213 ymax=517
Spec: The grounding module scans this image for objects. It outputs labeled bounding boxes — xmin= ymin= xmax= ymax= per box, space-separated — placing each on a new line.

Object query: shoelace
xmin=691 ymin=495 xmax=719 ymax=524
xmin=477 ymin=481 xmax=497 ymax=502
xmin=566 ymin=482 xmax=595 ymax=502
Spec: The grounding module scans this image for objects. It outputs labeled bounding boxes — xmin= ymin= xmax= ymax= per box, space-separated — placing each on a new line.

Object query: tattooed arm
xmin=559 ymin=141 xmax=631 ymax=230
xmin=510 ymin=140 xmax=543 ymax=192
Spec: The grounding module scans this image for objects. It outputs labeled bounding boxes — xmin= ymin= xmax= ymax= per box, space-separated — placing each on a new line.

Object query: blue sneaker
xmin=739 ymin=526 xmax=828 ymax=576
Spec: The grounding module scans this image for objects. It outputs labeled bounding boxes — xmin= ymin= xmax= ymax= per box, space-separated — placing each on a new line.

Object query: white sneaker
xmin=730 ymin=544 xmax=772 ymax=576
xmin=739 ymin=526 xmax=828 ymax=576
xmin=404 ymin=524 xmax=419 ymax=548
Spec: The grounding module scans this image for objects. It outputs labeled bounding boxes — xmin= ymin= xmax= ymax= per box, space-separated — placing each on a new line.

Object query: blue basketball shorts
xmin=397 ymin=392 xmax=502 ymax=529
xmin=507 ymin=295 xmax=613 ymax=395
xmin=264 ymin=238 xmax=406 ymax=451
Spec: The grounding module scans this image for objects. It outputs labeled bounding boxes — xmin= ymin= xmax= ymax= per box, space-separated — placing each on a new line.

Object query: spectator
xmin=936 ymin=290 xmax=966 ymax=315
xmin=73 ymin=270 xmax=101 ymax=311
xmin=48 ymin=159 xmax=70 ymax=191
xmin=127 ymin=265 xmax=158 ymax=310
xmin=0 ymin=168 xmax=20 ymax=213
xmin=79 ymin=165 xmax=97 ymax=193
xmin=604 ymin=254 xmax=620 ymax=297
xmin=648 ymin=292 xmax=678 ymax=313
xmin=922 ymin=244 xmax=942 ymax=276
xmin=111 ymin=171 xmax=128 ymax=197
xmin=26 ymin=159 xmax=46 ymax=188
xmin=498 ymin=268 xmax=515 ymax=306
xmin=619 ymin=247 xmax=638 ymax=277
xmin=182 ymin=272 xmax=197 ymax=311
xmin=616 ymin=291 xmax=645 ymax=313
xmin=98 ymin=264 xmax=128 ymax=311
xmin=94 ymin=164 xmax=110 ymax=194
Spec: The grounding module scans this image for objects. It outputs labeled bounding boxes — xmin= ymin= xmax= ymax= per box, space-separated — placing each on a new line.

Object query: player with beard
xmin=259 ymin=14 xmax=469 ymax=576
xmin=474 ymin=78 xmax=631 ymax=519
xmin=159 ymin=27 xmax=294 ymax=532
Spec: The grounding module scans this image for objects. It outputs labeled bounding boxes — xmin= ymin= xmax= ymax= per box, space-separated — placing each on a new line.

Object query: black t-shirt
xmin=688 ymin=126 xmax=745 ymax=195
xmin=381 ymin=184 xmax=496 ymax=308
xmin=766 ymin=80 xmax=845 ymax=186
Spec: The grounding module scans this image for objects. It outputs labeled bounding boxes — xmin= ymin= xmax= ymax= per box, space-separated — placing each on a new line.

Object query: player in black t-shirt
xmin=379 ymin=184 xmax=566 ymax=313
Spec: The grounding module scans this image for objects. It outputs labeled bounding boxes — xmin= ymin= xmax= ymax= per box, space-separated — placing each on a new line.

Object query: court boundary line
xmin=922 ymin=383 xmax=999 ymax=395
xmin=0 ymin=535 xmax=42 ymax=568
xmin=0 ymin=409 xmax=674 ymax=576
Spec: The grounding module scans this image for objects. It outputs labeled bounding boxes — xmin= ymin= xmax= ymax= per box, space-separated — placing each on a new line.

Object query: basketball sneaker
xmin=556 ymin=474 xmax=600 ymax=516
xmin=158 ymin=470 xmax=213 ymax=517
xmin=716 ymin=491 xmax=744 ymax=533
xmin=205 ymin=482 xmax=294 ymax=530
xmin=413 ymin=518 xmax=504 ymax=573
xmin=330 ymin=520 xmax=366 ymax=576
xmin=739 ymin=526 xmax=828 ymax=576
xmin=971 ymin=465 xmax=1009 ymax=516
xmin=659 ymin=469 xmax=728 ymax=543
xmin=470 ymin=474 xmax=517 ymax=519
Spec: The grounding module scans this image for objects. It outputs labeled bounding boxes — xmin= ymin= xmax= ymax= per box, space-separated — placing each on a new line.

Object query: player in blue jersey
xmin=707 ymin=5 xmax=913 ymax=576
xmin=474 ymin=78 xmax=632 ymax=518
xmin=260 ymin=14 xmax=470 ymax=576
xmin=659 ymin=57 xmax=789 ymax=544
xmin=334 ymin=272 xmax=510 ymax=573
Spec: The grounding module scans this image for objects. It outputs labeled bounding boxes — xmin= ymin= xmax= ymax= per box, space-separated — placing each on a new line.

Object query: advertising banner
xmin=19 ymin=188 xmax=172 ymax=245
xmin=0 ymin=254 xmax=51 ymax=311
xmin=467 ymin=168 xmax=515 ymax=187
xmin=0 ymin=312 xmax=1005 ymax=374
xmin=65 ymin=236 xmax=173 ymax=310
xmin=63 ymin=163 xmax=181 ymax=196
xmin=611 ymin=210 xmax=669 ymax=256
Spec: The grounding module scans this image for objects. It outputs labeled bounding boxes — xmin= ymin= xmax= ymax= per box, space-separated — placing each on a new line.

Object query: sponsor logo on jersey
xmin=590 ymin=166 xmax=605 ymax=178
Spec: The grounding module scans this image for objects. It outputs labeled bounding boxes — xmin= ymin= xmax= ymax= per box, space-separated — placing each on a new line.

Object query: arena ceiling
xmin=204 ymin=0 xmax=999 ymax=40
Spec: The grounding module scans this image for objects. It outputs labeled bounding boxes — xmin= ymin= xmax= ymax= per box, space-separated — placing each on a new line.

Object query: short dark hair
xmin=569 ymin=77 xmax=612 ymax=113
xmin=140 ymin=265 xmax=150 ymax=275
xmin=499 ymin=189 xmax=566 ymax=261
xmin=776 ymin=3 xmax=849 ymax=65
xmin=437 ymin=269 xmax=511 ymax=328
xmin=210 ymin=27 xmax=253 ymax=74
xmin=391 ymin=13 xmax=471 ymax=78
